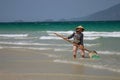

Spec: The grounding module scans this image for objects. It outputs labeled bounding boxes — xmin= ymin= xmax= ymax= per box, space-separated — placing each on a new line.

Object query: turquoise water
xmin=0 ymin=21 xmax=120 ymax=31
xmin=0 ymin=21 xmax=120 ymax=73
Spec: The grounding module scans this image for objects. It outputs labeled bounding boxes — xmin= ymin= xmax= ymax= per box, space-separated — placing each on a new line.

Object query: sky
xmin=0 ymin=0 xmax=120 ymax=22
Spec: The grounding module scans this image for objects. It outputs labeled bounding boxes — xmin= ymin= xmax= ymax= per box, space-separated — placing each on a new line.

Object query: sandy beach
xmin=0 ymin=48 xmax=119 ymax=80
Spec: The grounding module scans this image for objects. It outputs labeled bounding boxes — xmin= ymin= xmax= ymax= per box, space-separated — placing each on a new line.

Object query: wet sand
xmin=0 ymin=48 xmax=120 ymax=80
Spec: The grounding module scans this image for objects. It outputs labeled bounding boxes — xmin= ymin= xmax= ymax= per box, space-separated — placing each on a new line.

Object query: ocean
xmin=0 ymin=21 xmax=120 ymax=73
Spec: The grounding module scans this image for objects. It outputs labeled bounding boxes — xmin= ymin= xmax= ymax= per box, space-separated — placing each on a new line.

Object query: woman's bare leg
xmin=73 ymin=45 xmax=78 ymax=59
xmin=79 ymin=45 xmax=85 ymax=58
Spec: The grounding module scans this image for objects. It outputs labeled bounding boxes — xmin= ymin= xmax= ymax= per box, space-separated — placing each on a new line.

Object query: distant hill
xmin=68 ymin=3 xmax=120 ymax=21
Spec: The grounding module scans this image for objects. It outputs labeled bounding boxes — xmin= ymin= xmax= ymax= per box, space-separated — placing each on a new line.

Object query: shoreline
xmin=0 ymin=48 xmax=120 ymax=80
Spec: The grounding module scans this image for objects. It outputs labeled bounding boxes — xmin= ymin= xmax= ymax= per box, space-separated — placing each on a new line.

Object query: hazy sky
xmin=0 ymin=0 xmax=120 ymax=22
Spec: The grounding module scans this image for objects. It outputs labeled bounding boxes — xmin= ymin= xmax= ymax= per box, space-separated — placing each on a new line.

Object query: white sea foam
xmin=0 ymin=46 xmax=53 ymax=51
xmin=0 ymin=41 xmax=99 ymax=47
xmin=40 ymin=36 xmax=61 ymax=40
xmin=53 ymin=59 xmax=120 ymax=73
xmin=40 ymin=36 xmax=100 ymax=40
xmin=0 ymin=46 xmax=3 ymax=49
xmin=54 ymin=59 xmax=80 ymax=64
xmin=85 ymin=43 xmax=100 ymax=47
xmin=84 ymin=31 xmax=120 ymax=38
xmin=0 ymin=42 xmax=52 ymax=46
xmin=98 ymin=51 xmax=120 ymax=55
xmin=0 ymin=34 xmax=28 ymax=38
xmin=46 ymin=31 xmax=120 ymax=40
xmin=54 ymin=48 xmax=72 ymax=52
xmin=47 ymin=54 xmax=59 ymax=58
xmin=27 ymin=47 xmax=52 ymax=50
xmin=38 ymin=31 xmax=120 ymax=41
xmin=47 ymin=31 xmax=73 ymax=35
xmin=84 ymin=63 xmax=120 ymax=73
xmin=84 ymin=36 xmax=100 ymax=40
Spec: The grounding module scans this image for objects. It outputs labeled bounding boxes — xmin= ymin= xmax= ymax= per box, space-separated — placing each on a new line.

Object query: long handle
xmin=54 ymin=33 xmax=73 ymax=44
xmin=54 ymin=33 xmax=92 ymax=52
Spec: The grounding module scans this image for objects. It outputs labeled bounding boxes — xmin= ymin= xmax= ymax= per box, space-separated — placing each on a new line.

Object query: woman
xmin=67 ymin=26 xmax=85 ymax=59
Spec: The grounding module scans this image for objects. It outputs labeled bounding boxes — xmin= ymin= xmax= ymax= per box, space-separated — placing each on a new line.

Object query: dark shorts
xmin=78 ymin=42 xmax=83 ymax=45
xmin=73 ymin=42 xmax=83 ymax=46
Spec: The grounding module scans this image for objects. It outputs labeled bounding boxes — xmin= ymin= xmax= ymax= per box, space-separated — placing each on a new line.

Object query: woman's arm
xmin=67 ymin=32 xmax=75 ymax=39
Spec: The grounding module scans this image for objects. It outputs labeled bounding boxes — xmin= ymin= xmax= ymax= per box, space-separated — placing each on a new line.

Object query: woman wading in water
xmin=67 ymin=26 xmax=85 ymax=59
